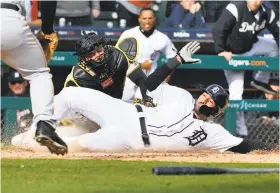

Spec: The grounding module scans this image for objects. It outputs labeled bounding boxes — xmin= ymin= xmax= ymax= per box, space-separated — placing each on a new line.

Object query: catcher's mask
xmin=73 ymin=31 xmax=111 ymax=71
xmin=197 ymin=84 xmax=229 ymax=117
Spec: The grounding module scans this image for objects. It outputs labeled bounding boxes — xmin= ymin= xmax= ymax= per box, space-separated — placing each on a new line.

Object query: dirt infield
xmin=1 ymin=147 xmax=279 ymax=163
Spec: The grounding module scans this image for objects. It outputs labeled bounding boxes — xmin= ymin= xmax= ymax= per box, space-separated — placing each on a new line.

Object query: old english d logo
xmin=184 ymin=128 xmax=207 ymax=146
xmin=211 ymin=86 xmax=219 ymax=93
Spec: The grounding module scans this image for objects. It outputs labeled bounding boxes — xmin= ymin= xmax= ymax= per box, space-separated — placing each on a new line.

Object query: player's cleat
xmin=34 ymin=121 xmax=68 ymax=155
xmin=250 ymin=80 xmax=278 ymax=95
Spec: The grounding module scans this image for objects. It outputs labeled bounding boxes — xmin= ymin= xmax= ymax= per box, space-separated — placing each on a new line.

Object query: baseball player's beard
xmin=194 ymin=103 xmax=209 ymax=120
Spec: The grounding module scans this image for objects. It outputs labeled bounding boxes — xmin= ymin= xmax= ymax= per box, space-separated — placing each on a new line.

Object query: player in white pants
xmin=1 ymin=1 xmax=67 ymax=155
xmin=40 ymin=80 xmax=273 ymax=153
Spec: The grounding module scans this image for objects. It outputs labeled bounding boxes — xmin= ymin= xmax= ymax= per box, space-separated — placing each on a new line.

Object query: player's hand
xmin=218 ymin=51 xmax=232 ymax=61
xmin=262 ymin=116 xmax=277 ymax=127
xmin=143 ymin=96 xmax=156 ymax=107
xmin=194 ymin=2 xmax=201 ymax=12
xmin=35 ymin=30 xmax=59 ymax=63
xmin=141 ymin=60 xmax=152 ymax=69
xmin=178 ymin=41 xmax=201 ymax=64
xmin=133 ymin=97 xmax=157 ymax=107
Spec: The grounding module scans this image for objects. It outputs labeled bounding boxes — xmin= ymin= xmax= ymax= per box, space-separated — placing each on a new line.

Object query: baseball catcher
xmin=64 ymin=31 xmax=154 ymax=106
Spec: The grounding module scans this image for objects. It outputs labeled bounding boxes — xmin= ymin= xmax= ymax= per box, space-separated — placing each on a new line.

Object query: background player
xmin=1 ymin=1 xmax=67 ymax=155
xmin=212 ymin=0 xmax=279 ymax=137
xmin=119 ymin=7 xmax=178 ymax=101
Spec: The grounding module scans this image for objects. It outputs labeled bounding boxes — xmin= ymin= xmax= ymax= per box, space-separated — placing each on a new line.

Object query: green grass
xmin=1 ymin=159 xmax=279 ymax=193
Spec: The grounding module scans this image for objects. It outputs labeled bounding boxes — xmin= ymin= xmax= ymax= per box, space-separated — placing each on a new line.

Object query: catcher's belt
xmin=135 ymin=104 xmax=150 ymax=147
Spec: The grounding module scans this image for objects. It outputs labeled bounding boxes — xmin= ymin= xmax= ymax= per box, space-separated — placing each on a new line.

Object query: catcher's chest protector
xmin=68 ymin=48 xmax=129 ymax=99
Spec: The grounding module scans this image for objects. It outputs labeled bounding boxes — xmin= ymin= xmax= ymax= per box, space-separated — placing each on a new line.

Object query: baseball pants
xmin=53 ymin=87 xmax=145 ymax=151
xmin=224 ymin=36 xmax=279 ymax=136
xmin=1 ymin=9 xmax=55 ymax=125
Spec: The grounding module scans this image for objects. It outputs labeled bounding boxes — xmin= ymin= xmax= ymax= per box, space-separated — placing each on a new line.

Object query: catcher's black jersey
xmin=65 ymin=47 xmax=129 ymax=99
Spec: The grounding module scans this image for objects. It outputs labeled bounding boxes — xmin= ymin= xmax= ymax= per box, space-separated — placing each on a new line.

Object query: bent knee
xmin=22 ymin=71 xmax=52 ymax=81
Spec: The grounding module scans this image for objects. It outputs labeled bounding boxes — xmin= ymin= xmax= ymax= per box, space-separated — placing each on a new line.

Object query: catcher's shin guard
xmin=34 ymin=121 xmax=68 ymax=155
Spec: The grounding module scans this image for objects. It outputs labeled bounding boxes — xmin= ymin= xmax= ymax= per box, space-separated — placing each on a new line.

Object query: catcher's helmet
xmin=73 ymin=31 xmax=111 ymax=69
xmin=199 ymin=84 xmax=229 ymax=117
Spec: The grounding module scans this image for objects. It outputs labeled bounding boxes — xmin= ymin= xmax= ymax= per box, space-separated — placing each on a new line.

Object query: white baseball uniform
xmin=11 ymin=83 xmax=243 ymax=152
xmin=120 ymin=26 xmax=176 ymax=100
xmin=1 ymin=1 xmax=55 ymax=124
xmin=51 ymin=84 xmax=242 ymax=152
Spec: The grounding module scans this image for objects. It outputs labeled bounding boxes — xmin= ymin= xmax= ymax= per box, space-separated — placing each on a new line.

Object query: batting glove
xmin=143 ymin=96 xmax=157 ymax=107
xmin=175 ymin=41 xmax=201 ymax=64
xmin=133 ymin=97 xmax=157 ymax=107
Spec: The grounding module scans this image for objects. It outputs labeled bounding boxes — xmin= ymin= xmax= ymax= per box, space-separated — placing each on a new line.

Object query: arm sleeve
xmin=266 ymin=9 xmax=279 ymax=46
xmin=145 ymin=56 xmax=180 ymax=92
xmin=227 ymin=139 xmax=276 ymax=154
xmin=212 ymin=3 xmax=237 ymax=53
xmin=127 ymin=65 xmax=149 ymax=99
xmin=40 ymin=1 xmax=57 ymax=34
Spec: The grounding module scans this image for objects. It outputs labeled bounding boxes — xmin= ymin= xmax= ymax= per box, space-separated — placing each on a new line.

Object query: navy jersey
xmin=213 ymin=1 xmax=279 ymax=54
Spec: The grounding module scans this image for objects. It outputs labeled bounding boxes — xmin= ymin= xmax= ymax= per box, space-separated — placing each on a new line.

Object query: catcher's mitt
xmin=35 ymin=30 xmax=59 ymax=63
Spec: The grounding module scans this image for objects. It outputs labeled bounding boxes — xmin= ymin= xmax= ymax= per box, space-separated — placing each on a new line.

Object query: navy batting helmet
xmin=199 ymin=84 xmax=229 ymax=117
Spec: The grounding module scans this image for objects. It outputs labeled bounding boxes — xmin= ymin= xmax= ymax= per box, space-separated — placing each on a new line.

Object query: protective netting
xmin=213 ymin=112 xmax=279 ymax=144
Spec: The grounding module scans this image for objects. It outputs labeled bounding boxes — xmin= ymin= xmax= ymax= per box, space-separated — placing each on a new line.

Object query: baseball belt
xmin=1 ymin=3 xmax=20 ymax=11
xmin=135 ymin=104 xmax=150 ymax=147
